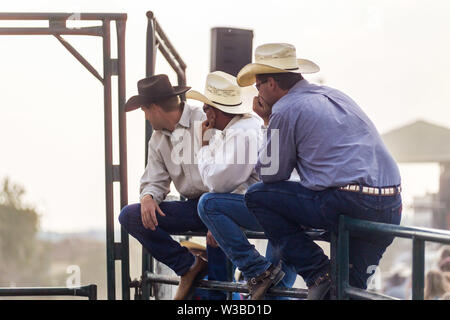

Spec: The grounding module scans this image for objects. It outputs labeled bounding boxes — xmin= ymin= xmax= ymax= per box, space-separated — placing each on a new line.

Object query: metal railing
xmin=336 ymin=215 xmax=450 ymax=300
xmin=0 ymin=285 xmax=97 ymax=300
xmin=139 ymin=229 xmax=330 ymax=300
xmin=0 ymin=12 xmax=129 ymax=300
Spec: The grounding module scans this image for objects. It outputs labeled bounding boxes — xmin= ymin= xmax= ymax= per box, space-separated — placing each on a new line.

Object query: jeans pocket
xmin=389 ymin=202 xmax=402 ymax=225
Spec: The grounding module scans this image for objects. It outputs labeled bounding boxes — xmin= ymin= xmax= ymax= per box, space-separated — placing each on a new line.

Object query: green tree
xmin=0 ymin=177 xmax=50 ymax=286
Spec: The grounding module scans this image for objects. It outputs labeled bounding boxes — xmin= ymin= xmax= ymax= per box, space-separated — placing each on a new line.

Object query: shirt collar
xmin=290 ymin=78 xmax=310 ymax=92
xmin=272 ymin=79 xmax=311 ymax=113
xmin=218 ymin=115 xmax=243 ymax=137
xmin=223 ymin=115 xmax=242 ymax=131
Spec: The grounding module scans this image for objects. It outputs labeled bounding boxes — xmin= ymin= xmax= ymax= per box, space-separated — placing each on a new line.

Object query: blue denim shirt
xmin=256 ymin=79 xmax=401 ymax=190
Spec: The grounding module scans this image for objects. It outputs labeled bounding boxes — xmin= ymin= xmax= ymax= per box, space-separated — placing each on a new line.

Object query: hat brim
xmin=237 ymin=59 xmax=320 ymax=87
xmin=186 ymin=90 xmax=252 ymax=115
xmin=124 ymin=86 xmax=191 ymax=112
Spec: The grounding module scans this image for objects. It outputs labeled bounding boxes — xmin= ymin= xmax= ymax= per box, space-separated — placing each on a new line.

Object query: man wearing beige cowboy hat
xmin=186 ymin=71 xmax=297 ymax=300
xmin=118 ymin=74 xmax=228 ymax=300
xmin=238 ymin=43 xmax=402 ymax=299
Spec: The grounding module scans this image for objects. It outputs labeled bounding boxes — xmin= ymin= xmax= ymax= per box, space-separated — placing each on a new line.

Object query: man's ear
xmin=150 ymin=103 xmax=164 ymax=114
xmin=207 ymin=108 xmax=216 ymax=120
xmin=268 ymin=77 xmax=277 ymax=90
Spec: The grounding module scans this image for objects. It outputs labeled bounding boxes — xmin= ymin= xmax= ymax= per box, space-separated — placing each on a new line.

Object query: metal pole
xmin=412 ymin=237 xmax=425 ymax=300
xmin=0 ymin=12 xmax=127 ymax=21
xmin=140 ymin=11 xmax=157 ymax=300
xmin=102 ymin=18 xmax=116 ymax=300
xmin=117 ymin=18 xmax=130 ymax=300
xmin=0 ymin=27 xmax=102 ymax=36
xmin=54 ymin=35 xmax=104 ymax=83
xmin=0 ymin=285 xmax=97 ymax=300
xmin=330 ymin=231 xmax=338 ymax=300
xmin=337 ymin=215 xmax=350 ymax=300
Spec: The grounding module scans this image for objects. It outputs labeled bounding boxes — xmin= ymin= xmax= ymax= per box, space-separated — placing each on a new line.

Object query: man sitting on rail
xmin=238 ymin=43 xmax=402 ymax=299
xmin=187 ymin=71 xmax=297 ymax=300
xmin=118 ymin=74 xmax=228 ymax=300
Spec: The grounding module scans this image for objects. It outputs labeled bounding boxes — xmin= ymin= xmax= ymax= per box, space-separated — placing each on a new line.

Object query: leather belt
xmin=339 ymin=184 xmax=401 ymax=196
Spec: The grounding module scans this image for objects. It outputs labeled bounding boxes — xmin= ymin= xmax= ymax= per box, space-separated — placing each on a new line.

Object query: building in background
xmin=382 ymin=120 xmax=450 ymax=230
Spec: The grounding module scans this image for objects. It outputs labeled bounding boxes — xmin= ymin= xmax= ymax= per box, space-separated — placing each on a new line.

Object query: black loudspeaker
xmin=210 ymin=27 xmax=254 ymax=77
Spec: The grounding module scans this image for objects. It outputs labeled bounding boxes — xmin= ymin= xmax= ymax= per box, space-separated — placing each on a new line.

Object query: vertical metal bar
xmin=337 ymin=215 xmax=350 ymax=300
xmin=177 ymin=69 xmax=187 ymax=102
xmin=226 ymin=259 xmax=233 ymax=300
xmin=88 ymin=284 xmax=98 ymax=300
xmin=330 ymin=231 xmax=338 ymax=300
xmin=116 ymin=18 xmax=130 ymax=300
xmin=103 ymin=18 xmax=116 ymax=301
xmin=140 ymin=11 xmax=157 ymax=300
xmin=412 ymin=237 xmax=425 ymax=300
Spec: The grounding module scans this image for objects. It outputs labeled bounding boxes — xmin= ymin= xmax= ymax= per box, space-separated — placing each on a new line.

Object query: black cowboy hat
xmin=124 ymin=74 xmax=191 ymax=112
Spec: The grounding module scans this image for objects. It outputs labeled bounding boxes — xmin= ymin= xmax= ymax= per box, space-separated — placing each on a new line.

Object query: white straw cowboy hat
xmin=237 ymin=43 xmax=320 ymax=87
xmin=186 ymin=71 xmax=252 ymax=114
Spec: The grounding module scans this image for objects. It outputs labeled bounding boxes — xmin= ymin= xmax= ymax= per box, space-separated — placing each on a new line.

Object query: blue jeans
xmin=197 ymin=193 xmax=297 ymax=298
xmin=118 ymin=198 xmax=228 ymax=299
xmin=244 ymin=181 xmax=402 ymax=289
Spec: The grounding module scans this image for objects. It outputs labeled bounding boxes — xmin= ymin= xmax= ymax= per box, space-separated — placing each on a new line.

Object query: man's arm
xmin=198 ymin=128 xmax=258 ymax=193
xmin=139 ymin=139 xmax=172 ymax=230
xmin=139 ymin=139 xmax=171 ymax=204
xmin=256 ymin=112 xmax=297 ymax=183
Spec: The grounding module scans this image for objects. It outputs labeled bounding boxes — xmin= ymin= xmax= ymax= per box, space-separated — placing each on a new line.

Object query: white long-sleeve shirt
xmin=197 ymin=114 xmax=262 ymax=194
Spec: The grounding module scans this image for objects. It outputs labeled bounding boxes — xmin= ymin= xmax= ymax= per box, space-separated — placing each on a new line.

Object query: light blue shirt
xmin=256 ymin=79 xmax=401 ymax=190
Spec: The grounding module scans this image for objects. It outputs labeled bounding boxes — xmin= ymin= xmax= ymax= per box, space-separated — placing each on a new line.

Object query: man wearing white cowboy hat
xmin=118 ymin=74 xmax=229 ymax=300
xmin=186 ymin=71 xmax=297 ymax=300
xmin=238 ymin=43 xmax=402 ymax=299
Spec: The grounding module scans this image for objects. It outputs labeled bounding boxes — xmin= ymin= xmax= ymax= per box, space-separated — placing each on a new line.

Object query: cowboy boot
xmin=174 ymin=254 xmax=208 ymax=300
xmin=247 ymin=262 xmax=285 ymax=300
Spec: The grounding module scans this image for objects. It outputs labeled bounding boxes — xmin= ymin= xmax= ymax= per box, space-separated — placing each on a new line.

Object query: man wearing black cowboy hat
xmin=118 ymin=74 xmax=228 ymax=300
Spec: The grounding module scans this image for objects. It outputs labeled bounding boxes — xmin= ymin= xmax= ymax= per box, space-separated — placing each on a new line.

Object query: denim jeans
xmin=118 ymin=198 xmax=228 ymax=299
xmin=244 ymin=181 xmax=402 ymax=289
xmin=197 ymin=193 xmax=297 ymax=296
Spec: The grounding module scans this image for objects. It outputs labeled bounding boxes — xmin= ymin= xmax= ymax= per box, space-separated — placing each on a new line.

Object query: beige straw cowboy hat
xmin=237 ymin=43 xmax=320 ymax=87
xmin=186 ymin=71 xmax=252 ymax=114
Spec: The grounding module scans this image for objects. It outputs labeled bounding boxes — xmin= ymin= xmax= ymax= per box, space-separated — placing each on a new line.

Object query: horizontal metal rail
xmin=338 ymin=216 xmax=450 ymax=300
xmin=344 ymin=286 xmax=399 ymax=300
xmin=344 ymin=218 xmax=450 ymax=244
xmin=171 ymin=229 xmax=329 ymax=241
xmin=143 ymin=229 xmax=329 ymax=300
xmin=0 ymin=285 xmax=97 ymax=300
xmin=0 ymin=12 xmax=127 ymax=20
xmin=0 ymin=27 xmax=103 ymax=36
xmin=145 ymin=273 xmax=308 ymax=299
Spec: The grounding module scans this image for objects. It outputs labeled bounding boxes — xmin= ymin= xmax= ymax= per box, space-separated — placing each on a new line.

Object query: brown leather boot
xmin=173 ymin=255 xmax=208 ymax=300
xmin=247 ymin=262 xmax=285 ymax=300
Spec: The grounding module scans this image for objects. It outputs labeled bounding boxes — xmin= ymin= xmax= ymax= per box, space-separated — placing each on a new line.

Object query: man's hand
xmin=206 ymin=230 xmax=219 ymax=248
xmin=201 ymin=118 xmax=215 ymax=146
xmin=253 ymin=96 xmax=271 ymax=126
xmin=140 ymin=194 xmax=166 ymax=231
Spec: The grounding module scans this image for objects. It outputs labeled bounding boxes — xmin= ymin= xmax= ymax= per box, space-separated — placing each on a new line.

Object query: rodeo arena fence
xmin=1 ymin=11 xmax=450 ymax=301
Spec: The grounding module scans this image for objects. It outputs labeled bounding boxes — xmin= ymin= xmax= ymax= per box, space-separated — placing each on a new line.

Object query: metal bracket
xmin=110 ymin=59 xmax=119 ymax=76
xmin=112 ymin=165 xmax=121 ymax=182
xmin=49 ymin=19 xmax=66 ymax=29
